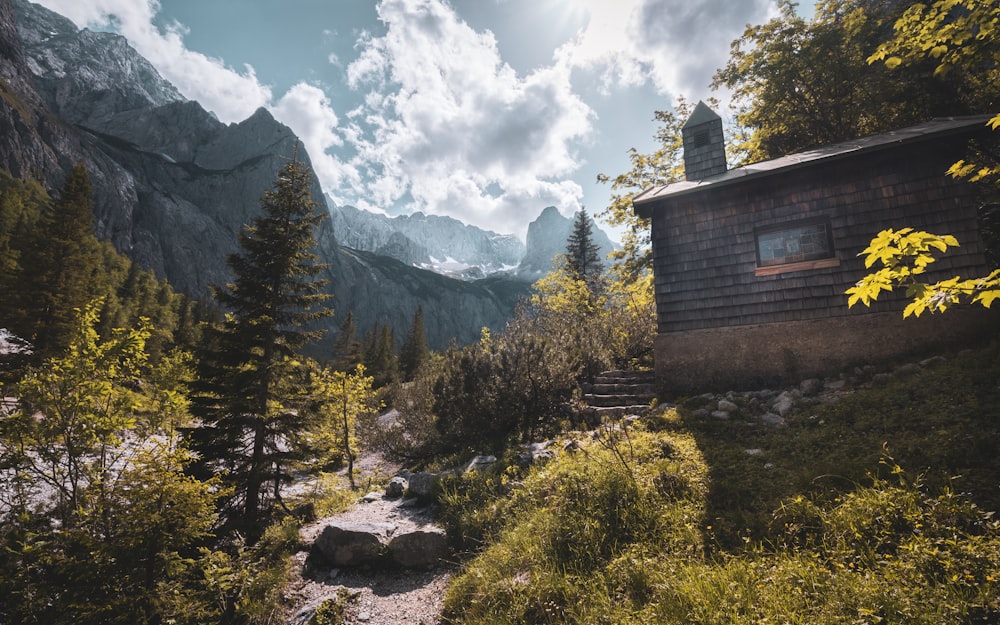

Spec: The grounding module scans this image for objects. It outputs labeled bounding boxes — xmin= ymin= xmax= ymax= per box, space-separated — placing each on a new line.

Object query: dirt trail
xmin=284 ymin=455 xmax=455 ymax=625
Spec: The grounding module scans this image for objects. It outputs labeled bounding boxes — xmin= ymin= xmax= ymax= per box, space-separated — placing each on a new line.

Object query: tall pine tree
xmin=565 ymin=208 xmax=604 ymax=289
xmin=332 ymin=310 xmax=362 ymax=371
xmin=190 ymin=152 xmax=331 ymax=534
xmin=16 ymin=164 xmax=102 ymax=359
xmin=399 ymin=306 xmax=428 ymax=382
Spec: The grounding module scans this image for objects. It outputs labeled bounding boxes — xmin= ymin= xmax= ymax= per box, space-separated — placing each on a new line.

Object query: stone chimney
xmin=682 ymin=101 xmax=727 ymax=181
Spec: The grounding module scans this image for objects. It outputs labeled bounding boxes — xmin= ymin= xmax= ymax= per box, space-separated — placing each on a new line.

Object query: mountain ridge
xmin=0 ymin=0 xmax=529 ymax=350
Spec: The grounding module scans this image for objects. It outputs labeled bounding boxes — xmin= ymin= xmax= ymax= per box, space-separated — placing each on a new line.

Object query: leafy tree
xmin=399 ymin=305 xmax=428 ymax=381
xmin=564 ymin=208 xmax=605 ymax=290
xmin=189 ymin=153 xmax=332 ymax=534
xmin=848 ymin=2 xmax=1000 ymax=316
xmin=0 ymin=303 xmax=221 ymax=625
xmin=2 ymin=301 xmax=150 ymax=525
xmin=712 ymin=0 xmax=974 ymax=164
xmin=309 ymin=364 xmax=381 ymax=489
xmin=867 ymin=0 xmax=1000 ymax=184
xmin=596 ymin=97 xmax=704 ymax=279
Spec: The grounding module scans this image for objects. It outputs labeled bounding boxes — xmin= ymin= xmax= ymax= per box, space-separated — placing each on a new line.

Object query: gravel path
xmin=284 ymin=457 xmax=455 ymax=625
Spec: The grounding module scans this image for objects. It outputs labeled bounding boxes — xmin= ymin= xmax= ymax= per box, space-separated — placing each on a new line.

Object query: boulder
xmin=385 ymin=476 xmax=408 ymax=499
xmin=312 ymin=522 xmax=396 ymax=567
xmin=388 ymin=528 xmax=449 ymax=568
xmin=406 ymin=471 xmax=442 ymax=498
xmin=717 ymin=399 xmax=738 ymax=414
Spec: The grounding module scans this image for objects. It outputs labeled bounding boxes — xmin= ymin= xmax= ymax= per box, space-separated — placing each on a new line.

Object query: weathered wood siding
xmin=649 ymin=136 xmax=990 ymax=335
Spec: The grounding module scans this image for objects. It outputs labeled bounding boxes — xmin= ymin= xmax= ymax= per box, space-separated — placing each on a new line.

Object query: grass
xmin=437 ymin=338 xmax=1000 ymax=624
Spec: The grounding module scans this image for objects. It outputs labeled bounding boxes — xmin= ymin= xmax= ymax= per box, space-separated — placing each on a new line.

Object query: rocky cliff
xmin=0 ymin=0 xmax=527 ymax=349
xmin=517 ymin=206 xmax=618 ymax=280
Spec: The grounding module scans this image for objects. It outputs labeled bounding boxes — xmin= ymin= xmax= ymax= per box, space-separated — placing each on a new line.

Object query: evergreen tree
xmin=565 ymin=208 xmax=605 ymax=289
xmin=332 ymin=310 xmax=362 ymax=371
xmin=363 ymin=322 xmax=396 ymax=387
xmin=17 ymin=164 xmax=102 ymax=359
xmin=189 ymin=153 xmax=332 ymax=534
xmin=398 ymin=306 xmax=428 ymax=381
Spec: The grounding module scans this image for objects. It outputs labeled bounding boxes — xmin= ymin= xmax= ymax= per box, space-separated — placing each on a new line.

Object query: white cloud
xmin=34 ymin=0 xmax=272 ymax=123
xmin=555 ymin=0 xmax=777 ymax=100
xmin=271 ymin=83 xmax=346 ymax=189
xmin=342 ymin=0 xmax=594 ymax=236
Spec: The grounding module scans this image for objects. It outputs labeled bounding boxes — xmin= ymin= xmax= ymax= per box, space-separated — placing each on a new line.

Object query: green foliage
xmin=432 ymin=322 xmax=579 ymax=453
xmin=596 ymin=97 xmax=702 ymax=278
xmin=442 ymin=419 xmax=1000 ymax=625
xmin=398 ymin=306 xmax=428 ymax=382
xmin=362 ymin=321 xmax=397 ymax=387
xmin=0 ymin=303 xmax=223 ymax=625
xmin=308 ymin=364 xmax=382 ymax=488
xmin=189 ymin=153 xmax=332 ymax=533
xmin=360 ymin=353 xmax=445 ymax=461
xmin=868 ymin=0 xmax=1000 ymax=184
xmin=331 ymin=310 xmax=362 ymax=371
xmin=712 ymin=0 xmax=974 ymax=165
xmin=307 ymin=589 xmax=359 ymax=625
xmin=564 ymin=208 xmax=604 ymax=290
xmin=846 ymin=227 xmax=1000 ymax=316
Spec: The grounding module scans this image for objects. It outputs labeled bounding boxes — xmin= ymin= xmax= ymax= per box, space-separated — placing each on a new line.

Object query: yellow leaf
xmin=884 ymin=56 xmax=902 ymax=69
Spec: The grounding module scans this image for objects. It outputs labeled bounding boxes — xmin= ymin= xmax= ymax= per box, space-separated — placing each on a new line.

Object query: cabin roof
xmin=633 ymin=115 xmax=993 ymax=218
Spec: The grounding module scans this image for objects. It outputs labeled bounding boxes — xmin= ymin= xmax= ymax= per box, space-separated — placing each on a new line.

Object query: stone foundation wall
xmin=654 ymin=309 xmax=997 ymax=395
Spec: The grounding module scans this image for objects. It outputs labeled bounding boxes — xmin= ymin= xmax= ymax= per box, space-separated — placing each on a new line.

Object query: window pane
xmin=757 ymin=222 xmax=832 ymax=267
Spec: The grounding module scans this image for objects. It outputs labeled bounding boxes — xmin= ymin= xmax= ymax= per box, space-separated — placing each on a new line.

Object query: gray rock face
xmin=15 ymin=0 xmax=183 ymax=130
xmin=387 ymin=528 xmax=448 ymax=568
xmin=313 ymin=522 xmax=396 ymax=567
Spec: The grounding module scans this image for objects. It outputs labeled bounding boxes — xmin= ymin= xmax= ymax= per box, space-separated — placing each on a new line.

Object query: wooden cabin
xmin=633 ymin=102 xmax=996 ymax=393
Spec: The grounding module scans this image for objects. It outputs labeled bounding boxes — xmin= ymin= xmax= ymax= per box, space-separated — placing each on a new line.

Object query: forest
xmin=1 ymin=1 xmax=999 ymax=623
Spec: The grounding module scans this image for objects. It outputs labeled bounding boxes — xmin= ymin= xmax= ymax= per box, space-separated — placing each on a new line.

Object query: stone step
xmin=597 ymin=369 xmax=655 ymax=380
xmin=585 ymin=383 xmax=656 ymax=395
xmin=583 ymin=394 xmax=655 ymax=408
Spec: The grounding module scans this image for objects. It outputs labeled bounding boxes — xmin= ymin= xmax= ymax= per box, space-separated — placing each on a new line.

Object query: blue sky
xmin=36 ymin=0 xmax=814 ymax=240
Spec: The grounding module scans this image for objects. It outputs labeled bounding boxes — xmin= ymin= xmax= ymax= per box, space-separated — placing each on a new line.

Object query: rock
xmin=772 ymin=391 xmax=796 ymax=417
xmin=920 ymin=356 xmax=946 ymax=368
xmin=711 ymin=410 xmax=731 ymax=420
xmin=824 ymin=378 xmax=848 ymax=391
xmin=760 ymin=412 xmax=785 ymax=428
xmin=717 ymin=399 xmax=738 ymax=413
xmin=799 ymin=378 xmax=822 ymax=396
xmin=312 ymin=522 xmax=396 ymax=567
xmin=388 ymin=528 xmax=449 ymax=568
xmin=406 ymin=471 xmax=442 ymax=498
xmin=872 ymin=373 xmax=892 ymax=386
xmin=361 ymin=491 xmax=382 ymax=503
xmin=744 ymin=448 xmax=764 ymax=456
xmin=520 ymin=441 xmax=556 ymax=466
xmin=893 ymin=363 xmax=923 ymax=377
xmin=464 ymin=455 xmax=498 ymax=473
xmin=385 ymin=476 xmax=408 ymax=499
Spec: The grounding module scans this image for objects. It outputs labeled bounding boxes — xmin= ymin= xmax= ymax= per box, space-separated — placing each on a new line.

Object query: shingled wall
xmin=646 ymin=132 xmax=996 ymax=392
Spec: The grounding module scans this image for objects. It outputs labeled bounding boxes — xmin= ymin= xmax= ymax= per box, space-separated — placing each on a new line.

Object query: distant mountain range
xmin=0 ymin=0 xmax=617 ymax=350
xmin=329 ymin=202 xmax=618 ymax=281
